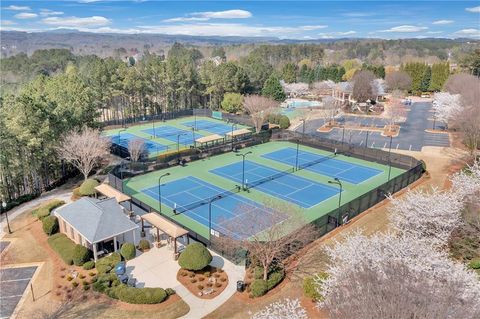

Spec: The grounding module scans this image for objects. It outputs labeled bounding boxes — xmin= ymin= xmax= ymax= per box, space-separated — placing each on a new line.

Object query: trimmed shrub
xmin=96 ymin=252 xmax=121 ymax=274
xmin=250 ymin=279 xmax=268 ymax=297
xmin=72 ymin=187 xmax=82 ymax=200
xmin=165 ymin=288 xmax=175 ymax=296
xmin=120 ymin=243 xmax=136 ymax=260
xmin=42 ymin=216 xmax=59 ymax=235
xmin=178 ymin=243 xmax=212 ymax=271
xmin=110 ymin=285 xmax=167 ymax=304
xmin=138 ymin=239 xmax=150 ymax=251
xmin=34 ymin=200 xmax=65 ymax=220
xmin=254 ymin=266 xmax=264 ymax=280
xmin=266 ymin=269 xmax=284 ymax=290
xmin=83 ymin=261 xmax=95 ymax=270
xmin=279 ymin=115 xmax=290 ymax=129
xmin=419 ymin=159 xmax=427 ymax=172
xmin=79 ymin=179 xmax=100 ymax=196
xmin=92 ymin=273 xmax=120 ymax=293
xmin=303 ymin=276 xmax=321 ymax=301
xmin=72 ymin=245 xmax=90 ymax=266
xmin=47 ymin=233 xmax=77 ymax=265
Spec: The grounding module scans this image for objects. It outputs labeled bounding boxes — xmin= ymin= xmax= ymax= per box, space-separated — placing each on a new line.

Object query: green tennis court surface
xmin=123 ymin=141 xmax=405 ymax=239
xmin=104 ymin=116 xmax=249 ymax=159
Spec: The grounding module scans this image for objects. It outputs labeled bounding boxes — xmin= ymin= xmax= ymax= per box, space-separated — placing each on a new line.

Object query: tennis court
xmin=262 ymin=147 xmax=382 ymax=184
xmin=210 ymin=160 xmax=340 ymax=208
xmin=141 ymin=126 xmax=201 ymax=145
xmin=140 ymin=176 xmax=286 ymax=238
xmin=182 ymin=120 xmax=233 ymax=135
xmin=109 ymin=133 xmax=168 ymax=154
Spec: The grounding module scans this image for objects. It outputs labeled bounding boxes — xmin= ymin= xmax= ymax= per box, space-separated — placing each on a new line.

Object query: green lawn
xmin=122 ymin=141 xmax=405 ymax=239
xmin=103 ymin=116 xmax=249 ymax=159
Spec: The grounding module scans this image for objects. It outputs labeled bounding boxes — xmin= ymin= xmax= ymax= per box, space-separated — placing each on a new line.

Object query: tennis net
xmin=172 ymin=185 xmax=241 ymax=215
xmin=297 ymin=152 xmax=337 ymax=171
xmin=245 ymin=167 xmax=295 ymax=190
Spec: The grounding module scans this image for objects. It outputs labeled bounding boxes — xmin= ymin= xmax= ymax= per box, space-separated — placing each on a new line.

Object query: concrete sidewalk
xmin=127 ymin=245 xmax=245 ymax=319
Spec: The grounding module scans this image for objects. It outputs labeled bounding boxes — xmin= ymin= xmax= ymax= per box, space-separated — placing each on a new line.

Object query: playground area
xmin=104 ymin=116 xmax=250 ymax=159
xmin=122 ymin=141 xmax=405 ymax=240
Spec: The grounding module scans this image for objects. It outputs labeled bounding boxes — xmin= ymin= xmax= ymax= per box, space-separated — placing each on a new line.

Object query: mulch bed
xmin=177 ymin=266 xmax=228 ymax=299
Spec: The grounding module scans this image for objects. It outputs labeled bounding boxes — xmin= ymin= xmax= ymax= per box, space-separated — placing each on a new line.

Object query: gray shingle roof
xmin=55 ymin=197 xmax=138 ymax=243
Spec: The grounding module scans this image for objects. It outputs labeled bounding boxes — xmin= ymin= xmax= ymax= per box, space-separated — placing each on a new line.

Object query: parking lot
xmin=0 ymin=266 xmax=37 ymax=319
xmin=302 ymin=102 xmax=450 ymax=151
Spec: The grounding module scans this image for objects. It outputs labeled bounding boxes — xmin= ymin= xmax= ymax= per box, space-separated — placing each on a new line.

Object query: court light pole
xmin=328 ymin=178 xmax=343 ymax=213
xmin=230 ymin=123 xmax=237 ymax=151
xmin=341 ymin=126 xmax=345 ymax=146
xmin=301 ymin=119 xmax=306 ymax=141
xmin=365 ymin=131 xmax=369 ymax=148
xmin=388 ymin=135 xmax=393 ymax=181
xmin=158 ymin=172 xmax=170 ymax=214
xmin=208 ymin=195 xmax=223 ymax=240
xmin=176 ymin=133 xmax=187 ymax=162
xmin=236 ymin=151 xmax=252 ymax=190
xmin=152 ymin=118 xmax=156 ymax=138
xmin=1 ymin=201 xmax=11 ymax=234
xmin=295 ymin=139 xmax=300 ymax=171
xmin=191 ymin=127 xmax=196 ymax=148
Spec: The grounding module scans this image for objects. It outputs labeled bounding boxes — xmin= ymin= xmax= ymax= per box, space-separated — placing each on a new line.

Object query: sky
xmin=1 ymin=1 xmax=479 ymax=39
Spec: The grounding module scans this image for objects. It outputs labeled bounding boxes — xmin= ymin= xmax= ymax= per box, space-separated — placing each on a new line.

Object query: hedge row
xmin=42 ymin=216 xmax=59 ymax=235
xmin=33 ymin=199 xmax=65 ymax=220
xmin=267 ymin=114 xmax=290 ymax=129
xmin=47 ymin=233 xmax=78 ymax=265
xmin=93 ymin=272 xmax=172 ymax=304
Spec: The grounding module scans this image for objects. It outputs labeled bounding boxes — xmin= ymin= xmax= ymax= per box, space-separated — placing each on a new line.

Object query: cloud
xmin=465 ymin=6 xmax=480 ymax=13
xmin=14 ymin=12 xmax=38 ymax=19
xmin=454 ymin=28 xmax=480 ymax=38
xmin=342 ymin=12 xmax=375 ymax=17
xmin=432 ymin=20 xmax=454 ymax=25
xmin=300 ymin=25 xmax=328 ymax=31
xmin=42 ymin=16 xmax=111 ymax=27
xmin=426 ymin=31 xmax=443 ymax=34
xmin=5 ymin=5 xmax=31 ymax=11
xmin=318 ymin=30 xmax=357 ymax=38
xmin=379 ymin=25 xmax=428 ymax=33
xmin=164 ymin=9 xmax=252 ymax=23
xmin=40 ymin=9 xmax=64 ymax=17
xmin=1 ymin=20 xmax=16 ymax=26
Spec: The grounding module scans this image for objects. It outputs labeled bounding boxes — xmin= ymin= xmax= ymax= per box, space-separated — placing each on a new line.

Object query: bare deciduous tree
xmin=243 ymin=95 xmax=279 ymax=133
xmin=385 ymin=70 xmax=412 ymax=92
xmin=128 ymin=138 xmax=145 ymax=162
xmin=352 ymin=70 xmax=377 ymax=103
xmin=455 ymin=104 xmax=480 ymax=156
xmin=214 ymin=201 xmax=316 ymax=281
xmin=57 ymin=127 xmax=111 ymax=180
xmin=384 ymin=90 xmax=407 ymax=128
xmin=320 ymin=96 xmax=341 ymax=125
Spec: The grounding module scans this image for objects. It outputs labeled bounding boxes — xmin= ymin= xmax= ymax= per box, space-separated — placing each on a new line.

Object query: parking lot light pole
xmin=328 ymin=178 xmax=343 ymax=212
xmin=158 ymin=173 xmax=170 ymax=213
xmin=208 ymin=195 xmax=223 ymax=240
xmin=1 ymin=201 xmax=11 ymax=234
xmin=236 ymin=151 xmax=252 ymax=190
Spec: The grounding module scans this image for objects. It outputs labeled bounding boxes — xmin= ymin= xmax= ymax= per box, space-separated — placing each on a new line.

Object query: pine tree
xmin=262 ymin=74 xmax=286 ymax=101
xmin=429 ymin=62 xmax=449 ymax=92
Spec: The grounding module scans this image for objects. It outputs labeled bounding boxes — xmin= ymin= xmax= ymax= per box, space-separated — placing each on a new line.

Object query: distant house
xmin=332 ymin=82 xmax=354 ymax=104
xmin=54 ymin=197 xmax=139 ymax=261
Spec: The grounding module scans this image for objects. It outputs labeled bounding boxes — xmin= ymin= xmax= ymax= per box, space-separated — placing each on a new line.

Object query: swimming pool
xmin=287 ymin=100 xmax=321 ymax=108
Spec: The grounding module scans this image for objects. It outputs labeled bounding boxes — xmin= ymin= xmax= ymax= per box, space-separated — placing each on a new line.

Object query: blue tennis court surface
xmin=109 ymin=133 xmax=167 ymax=154
xmin=210 ymin=160 xmax=340 ymax=208
xmin=141 ymin=176 xmax=286 ymax=238
xmin=142 ymin=126 xmax=202 ymax=145
xmin=262 ymin=147 xmax=382 ymax=184
xmin=182 ymin=120 xmax=233 ymax=135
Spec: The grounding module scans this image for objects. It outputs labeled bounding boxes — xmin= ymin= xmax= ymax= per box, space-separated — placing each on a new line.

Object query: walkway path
xmin=126 ymin=245 xmax=245 ymax=319
xmin=0 ymin=188 xmax=73 ymax=239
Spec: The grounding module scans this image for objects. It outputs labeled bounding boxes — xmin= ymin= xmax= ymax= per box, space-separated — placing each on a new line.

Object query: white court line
xmin=0 ymin=277 xmax=32 ymax=283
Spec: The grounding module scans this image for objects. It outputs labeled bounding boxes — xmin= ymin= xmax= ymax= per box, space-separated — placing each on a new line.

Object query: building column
xmin=132 ymin=229 xmax=136 ymax=245
xmin=93 ymin=243 xmax=98 ymax=262
xmin=113 ymin=236 xmax=118 ymax=252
